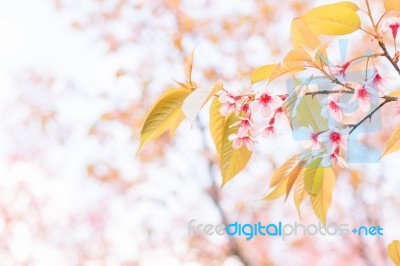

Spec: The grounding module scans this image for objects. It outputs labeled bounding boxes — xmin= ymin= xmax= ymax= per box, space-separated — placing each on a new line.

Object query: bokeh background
xmin=1 ymin=0 xmax=400 ymax=265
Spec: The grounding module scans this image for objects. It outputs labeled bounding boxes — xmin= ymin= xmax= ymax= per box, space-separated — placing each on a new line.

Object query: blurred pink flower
xmin=230 ymin=117 xmax=255 ymax=136
xmin=321 ymin=151 xmax=348 ymax=168
xmin=218 ymin=90 xmax=242 ymax=116
xmin=228 ymin=134 xmax=255 ymax=150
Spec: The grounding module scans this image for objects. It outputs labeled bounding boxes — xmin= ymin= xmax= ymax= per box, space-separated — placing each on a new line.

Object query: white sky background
xmin=1 ymin=0 xmax=400 ymax=265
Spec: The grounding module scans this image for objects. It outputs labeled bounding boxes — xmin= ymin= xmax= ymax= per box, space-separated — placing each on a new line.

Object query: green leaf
xmin=251 ymin=64 xmax=278 ymax=84
xmin=310 ymin=167 xmax=335 ymax=225
xmin=388 ymin=240 xmax=400 ymax=266
xmin=301 ymin=4 xmax=361 ymax=36
xmin=138 ymin=88 xmax=191 ymax=152
xmin=304 ymin=158 xmax=324 ymax=195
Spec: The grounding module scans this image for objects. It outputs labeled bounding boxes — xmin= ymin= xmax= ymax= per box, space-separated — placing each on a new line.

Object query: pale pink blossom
xmin=228 ymin=134 xmax=255 ymax=151
xmin=352 ymin=85 xmax=371 ymax=112
xmin=297 ymin=126 xmax=321 ymax=150
xmin=321 ymin=152 xmax=348 ymax=168
xmin=218 ymin=90 xmax=241 ymax=116
xmin=230 ymin=117 xmax=255 ymax=136
xmin=261 ymin=125 xmax=276 ymax=137
xmin=320 ymin=129 xmax=347 ymax=151
xmin=321 ymin=94 xmax=345 ymax=121
xmin=330 ymin=61 xmax=350 ymax=82
xmin=250 ymin=92 xmax=282 ymax=118
xmin=366 ymin=69 xmax=386 ymax=95
xmin=241 ymin=102 xmax=251 ymax=117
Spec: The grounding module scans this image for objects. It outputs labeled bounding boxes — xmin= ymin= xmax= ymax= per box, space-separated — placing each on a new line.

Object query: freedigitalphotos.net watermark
xmin=188 ymin=219 xmax=383 ymax=241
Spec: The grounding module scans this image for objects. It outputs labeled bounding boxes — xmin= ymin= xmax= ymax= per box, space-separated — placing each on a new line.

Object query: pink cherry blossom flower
xmin=218 ymin=90 xmax=241 ymax=116
xmin=365 ymin=68 xmax=386 ymax=95
xmin=228 ymin=134 xmax=255 ymax=151
xmin=321 ymin=152 xmax=348 ymax=168
xmin=250 ymin=92 xmax=282 ymax=118
xmin=297 ymin=126 xmax=321 ymax=150
xmin=320 ymin=129 xmax=347 ymax=151
xmin=321 ymin=94 xmax=345 ymax=122
xmin=330 ymin=61 xmax=350 ymax=82
xmin=382 ymin=17 xmax=400 ymax=39
xmin=352 ymin=85 xmax=371 ymax=112
xmin=240 ymin=102 xmax=252 ymax=117
xmin=261 ymin=125 xmax=276 ymax=137
xmin=230 ymin=117 xmax=255 ymax=136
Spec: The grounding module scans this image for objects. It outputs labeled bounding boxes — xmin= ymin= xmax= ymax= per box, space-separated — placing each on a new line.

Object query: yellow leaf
xmin=269 ymin=61 xmax=305 ymax=83
xmin=270 ymin=154 xmax=300 ymax=187
xmin=138 ymin=88 xmax=191 ymax=152
xmin=251 ymin=64 xmax=278 ymax=84
xmin=349 ymin=170 xmax=362 ymax=190
xmin=220 ymin=114 xmax=252 ymax=186
xmin=285 ymin=163 xmax=305 ymax=199
xmin=304 ymin=158 xmax=324 ymax=195
xmin=210 ymin=97 xmax=225 ymax=160
xmin=291 ymin=18 xmax=321 ymax=50
xmin=264 ymin=177 xmax=288 ymax=200
xmin=390 ymin=90 xmax=400 ymax=97
xmin=384 ymin=0 xmax=400 ymax=11
xmin=388 ymin=240 xmax=400 ymax=266
xmin=293 ymin=169 xmax=307 ymax=217
xmin=310 ymin=167 xmax=335 ymax=225
xmin=301 ymin=4 xmax=361 ymax=36
xmin=336 ymin=1 xmax=359 ymax=11
xmin=284 ymin=49 xmax=312 ymax=63
xmin=182 ymin=80 xmax=223 ymax=124
xmin=184 ymin=49 xmax=195 ymax=87
xmin=311 ymin=41 xmax=331 ymax=66
xmin=383 ymin=124 xmax=400 ymax=156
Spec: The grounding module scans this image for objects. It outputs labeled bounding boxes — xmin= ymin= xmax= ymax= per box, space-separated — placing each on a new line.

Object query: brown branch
xmin=349 ymin=96 xmax=398 ymax=135
xmin=197 ymin=119 xmax=253 ymax=266
xmin=378 ymin=41 xmax=400 ymax=76
xmin=305 ymin=89 xmax=353 ymax=96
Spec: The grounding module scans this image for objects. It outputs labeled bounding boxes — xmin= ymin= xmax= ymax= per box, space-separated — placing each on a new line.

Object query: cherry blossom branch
xmin=349 ymin=95 xmax=398 ymax=135
xmin=305 ymin=88 xmax=353 ymax=96
xmin=378 ymin=41 xmax=400 ymax=76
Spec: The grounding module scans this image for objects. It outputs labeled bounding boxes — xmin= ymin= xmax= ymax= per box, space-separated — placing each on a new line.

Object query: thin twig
xmin=197 ymin=119 xmax=253 ymax=266
xmin=349 ymin=96 xmax=398 ymax=135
